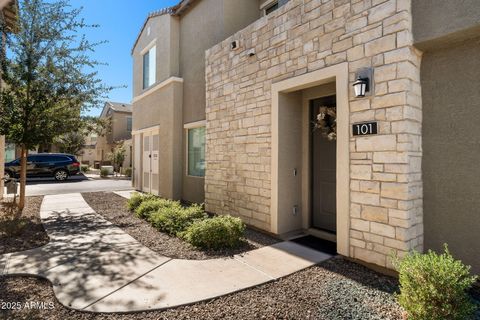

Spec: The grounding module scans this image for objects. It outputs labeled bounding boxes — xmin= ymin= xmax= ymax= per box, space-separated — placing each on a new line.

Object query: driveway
xmin=22 ymin=174 xmax=133 ymax=196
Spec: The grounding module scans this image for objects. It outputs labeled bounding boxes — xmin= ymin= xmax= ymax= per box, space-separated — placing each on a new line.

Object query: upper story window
xmin=126 ymin=117 xmax=132 ymax=132
xmin=143 ymin=45 xmax=156 ymax=89
xmin=265 ymin=1 xmax=279 ymax=15
xmin=262 ymin=0 xmax=288 ymax=16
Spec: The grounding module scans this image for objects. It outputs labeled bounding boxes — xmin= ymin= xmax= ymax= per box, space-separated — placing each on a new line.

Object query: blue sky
xmin=75 ymin=0 xmax=179 ymax=116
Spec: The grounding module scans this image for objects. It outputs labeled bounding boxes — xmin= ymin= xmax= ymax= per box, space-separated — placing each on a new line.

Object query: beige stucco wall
xmin=132 ymin=80 xmax=183 ymax=199
xmin=178 ymin=0 xmax=261 ymax=203
xmin=206 ymin=0 xmax=423 ymax=269
xmin=109 ymin=112 xmax=132 ymax=143
xmin=132 ymin=14 xmax=180 ymax=98
xmin=421 ymin=38 xmax=480 ymax=275
xmin=412 ymin=0 xmax=480 ymax=50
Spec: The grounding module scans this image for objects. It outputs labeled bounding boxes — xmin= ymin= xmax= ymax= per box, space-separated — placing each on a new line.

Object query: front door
xmin=311 ymin=96 xmax=337 ymax=233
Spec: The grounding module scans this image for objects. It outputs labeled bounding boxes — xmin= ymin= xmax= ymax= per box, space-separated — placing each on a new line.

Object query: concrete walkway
xmin=0 ymin=193 xmax=332 ymax=313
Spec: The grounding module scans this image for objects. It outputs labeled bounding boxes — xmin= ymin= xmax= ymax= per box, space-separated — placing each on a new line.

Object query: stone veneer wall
xmin=205 ymin=0 xmax=423 ymax=268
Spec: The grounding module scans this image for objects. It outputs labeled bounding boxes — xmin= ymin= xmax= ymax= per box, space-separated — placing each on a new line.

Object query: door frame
xmin=271 ymin=63 xmax=350 ymax=257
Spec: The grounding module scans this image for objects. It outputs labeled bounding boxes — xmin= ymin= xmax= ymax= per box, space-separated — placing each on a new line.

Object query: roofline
xmin=100 ymin=101 xmax=132 ymax=118
xmin=131 ymin=0 xmax=199 ymax=55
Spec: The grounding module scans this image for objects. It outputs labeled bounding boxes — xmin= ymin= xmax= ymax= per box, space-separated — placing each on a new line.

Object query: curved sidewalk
xmin=0 ymin=193 xmax=332 ymax=313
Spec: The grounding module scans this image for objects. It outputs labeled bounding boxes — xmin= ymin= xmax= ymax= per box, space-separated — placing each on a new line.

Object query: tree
xmin=108 ymin=142 xmax=126 ymax=175
xmin=55 ymin=116 xmax=111 ymax=156
xmin=55 ymin=132 xmax=86 ymax=156
xmin=0 ymin=0 xmax=111 ymax=212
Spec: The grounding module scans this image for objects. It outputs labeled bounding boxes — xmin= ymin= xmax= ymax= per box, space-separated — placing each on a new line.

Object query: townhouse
xmin=93 ymin=101 xmax=133 ymax=168
xmin=133 ymin=0 xmax=480 ymax=273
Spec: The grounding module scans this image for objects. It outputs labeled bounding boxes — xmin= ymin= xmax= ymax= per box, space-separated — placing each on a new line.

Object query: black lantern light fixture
xmin=353 ymin=76 xmax=369 ymax=97
xmin=352 ymin=67 xmax=373 ymax=98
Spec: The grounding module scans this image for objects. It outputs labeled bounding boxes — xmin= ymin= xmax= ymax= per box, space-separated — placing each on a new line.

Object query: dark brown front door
xmin=311 ymin=96 xmax=337 ymax=233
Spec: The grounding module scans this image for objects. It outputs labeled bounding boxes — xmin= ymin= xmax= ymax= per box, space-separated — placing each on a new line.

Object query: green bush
xmin=149 ymin=203 xmax=207 ymax=236
xmin=80 ymin=165 xmax=89 ymax=173
xmin=124 ymin=167 xmax=132 ymax=177
xmin=135 ymin=198 xmax=178 ymax=219
xmin=126 ymin=193 xmax=157 ymax=211
xmin=100 ymin=168 xmax=109 ymax=178
xmin=181 ymin=215 xmax=245 ymax=250
xmin=393 ymin=244 xmax=478 ymax=320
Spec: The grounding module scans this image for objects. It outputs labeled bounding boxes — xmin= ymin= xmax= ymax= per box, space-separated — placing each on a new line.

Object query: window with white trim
xmin=143 ymin=45 xmax=156 ymax=89
xmin=187 ymin=127 xmax=205 ymax=177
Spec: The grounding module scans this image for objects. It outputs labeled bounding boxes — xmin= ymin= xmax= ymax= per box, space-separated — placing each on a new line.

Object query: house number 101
xmin=352 ymin=122 xmax=378 ymax=136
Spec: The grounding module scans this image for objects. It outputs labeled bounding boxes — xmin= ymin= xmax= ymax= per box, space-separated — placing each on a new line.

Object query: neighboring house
xmin=95 ymin=101 xmax=133 ymax=167
xmin=0 ymin=0 xmax=17 ymax=199
xmin=131 ymin=0 xmax=261 ymax=203
xmin=77 ymin=132 xmax=98 ymax=166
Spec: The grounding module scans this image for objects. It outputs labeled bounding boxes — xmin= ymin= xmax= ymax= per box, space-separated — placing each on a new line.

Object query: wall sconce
xmin=353 ymin=77 xmax=368 ymax=97
xmin=353 ymin=67 xmax=373 ymax=98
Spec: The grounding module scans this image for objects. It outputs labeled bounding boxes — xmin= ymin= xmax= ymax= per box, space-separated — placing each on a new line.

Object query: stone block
xmin=361 ymin=205 xmax=388 ymax=223
xmin=351 ymin=218 xmax=370 ymax=232
xmin=365 ymin=34 xmax=396 ymax=57
xmin=370 ymin=221 xmax=396 ymax=238
xmin=356 ymin=135 xmax=397 ymax=152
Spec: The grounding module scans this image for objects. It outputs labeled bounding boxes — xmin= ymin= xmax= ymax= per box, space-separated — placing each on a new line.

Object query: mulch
xmin=0 ymin=196 xmax=48 ymax=255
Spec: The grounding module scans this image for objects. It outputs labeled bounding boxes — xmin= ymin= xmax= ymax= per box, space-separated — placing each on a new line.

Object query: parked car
xmin=4 ymin=153 xmax=81 ymax=181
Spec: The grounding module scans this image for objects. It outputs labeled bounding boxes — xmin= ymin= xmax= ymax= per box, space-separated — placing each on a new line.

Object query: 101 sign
xmin=352 ymin=122 xmax=377 ymax=136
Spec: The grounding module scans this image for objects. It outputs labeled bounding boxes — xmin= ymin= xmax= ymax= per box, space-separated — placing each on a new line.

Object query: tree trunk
xmin=17 ymin=145 xmax=27 ymax=214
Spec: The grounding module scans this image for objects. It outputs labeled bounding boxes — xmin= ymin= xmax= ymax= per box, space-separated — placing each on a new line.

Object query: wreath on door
xmin=313 ymin=106 xmax=337 ymax=141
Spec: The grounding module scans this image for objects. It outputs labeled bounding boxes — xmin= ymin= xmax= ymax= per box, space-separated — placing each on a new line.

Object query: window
xmin=143 ymin=45 xmax=156 ymax=89
xmin=265 ymin=1 xmax=279 ymax=15
xmin=263 ymin=0 xmax=289 ymax=15
xmin=187 ymin=127 xmax=205 ymax=177
xmin=127 ymin=117 xmax=132 ymax=132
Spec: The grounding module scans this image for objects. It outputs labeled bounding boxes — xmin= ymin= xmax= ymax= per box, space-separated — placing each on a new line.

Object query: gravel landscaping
xmin=0 ymin=196 xmax=47 ymax=254
xmin=81 ymin=192 xmax=279 ymax=260
xmin=0 ymin=256 xmax=413 ymax=320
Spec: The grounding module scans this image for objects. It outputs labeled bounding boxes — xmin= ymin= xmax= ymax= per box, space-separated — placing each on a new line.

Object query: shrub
xmin=149 ymin=203 xmax=207 ymax=236
xmin=135 ymin=198 xmax=178 ymax=219
xmin=80 ymin=165 xmax=89 ymax=173
xmin=100 ymin=168 xmax=109 ymax=178
xmin=393 ymin=244 xmax=478 ymax=320
xmin=181 ymin=215 xmax=245 ymax=250
xmin=126 ymin=193 xmax=157 ymax=212
xmin=124 ymin=167 xmax=132 ymax=177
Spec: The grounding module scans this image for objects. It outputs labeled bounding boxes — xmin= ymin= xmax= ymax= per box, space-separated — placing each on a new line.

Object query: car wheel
xmin=54 ymin=169 xmax=69 ymax=181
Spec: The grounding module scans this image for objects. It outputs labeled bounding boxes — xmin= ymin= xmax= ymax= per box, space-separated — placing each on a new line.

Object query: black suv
xmin=4 ymin=153 xmax=81 ymax=181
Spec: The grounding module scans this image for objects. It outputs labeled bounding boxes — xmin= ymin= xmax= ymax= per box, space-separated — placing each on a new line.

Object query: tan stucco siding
xmin=110 ymin=112 xmax=132 ymax=143
xmin=132 ymin=15 xmax=180 ymax=98
xmin=421 ymin=38 xmax=480 ymax=275
xmin=413 ymin=0 xmax=480 ymax=50
xmin=133 ymin=80 xmax=183 ymax=199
